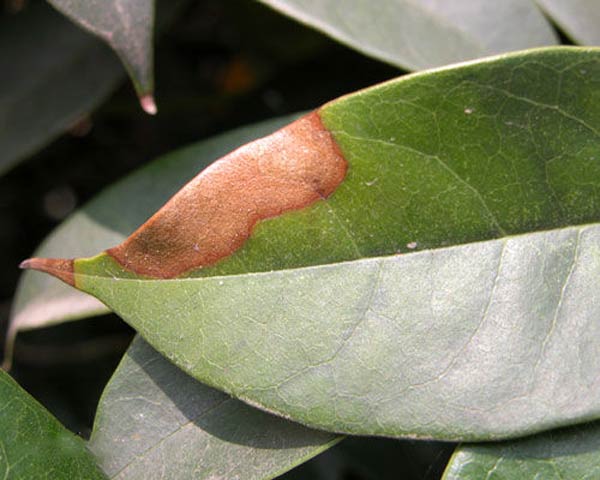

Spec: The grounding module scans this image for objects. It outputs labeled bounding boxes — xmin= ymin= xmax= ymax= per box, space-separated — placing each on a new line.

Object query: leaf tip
xmin=140 ymin=94 xmax=157 ymax=115
xmin=20 ymin=257 xmax=75 ymax=286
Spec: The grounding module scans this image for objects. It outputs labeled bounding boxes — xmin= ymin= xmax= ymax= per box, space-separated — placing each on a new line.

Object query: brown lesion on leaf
xmin=105 ymin=111 xmax=348 ymax=279
xmin=19 ymin=258 xmax=75 ymax=286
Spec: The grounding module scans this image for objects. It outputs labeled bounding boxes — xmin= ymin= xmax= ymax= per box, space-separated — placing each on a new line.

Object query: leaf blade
xmin=77 ymin=224 xmax=600 ymax=441
xmin=443 ymin=421 xmax=600 ymax=480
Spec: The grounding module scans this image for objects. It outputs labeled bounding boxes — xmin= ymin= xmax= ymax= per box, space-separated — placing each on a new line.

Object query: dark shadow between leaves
xmin=288 ymin=436 xmax=455 ymax=480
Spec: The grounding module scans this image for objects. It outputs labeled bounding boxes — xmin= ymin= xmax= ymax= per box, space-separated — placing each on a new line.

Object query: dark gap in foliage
xmin=10 ymin=314 xmax=134 ymax=437
xmin=279 ymin=437 xmax=455 ymax=480
xmin=536 ymin=8 xmax=577 ymax=45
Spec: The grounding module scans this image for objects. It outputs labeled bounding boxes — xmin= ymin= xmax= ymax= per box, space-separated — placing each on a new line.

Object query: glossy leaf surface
xmin=259 ymin=0 xmax=558 ymax=70
xmin=536 ymin=0 xmax=600 ymax=46
xmin=0 ymin=369 xmax=107 ymax=479
xmin=7 ymin=116 xmax=296 ymax=367
xmin=0 ymin=2 xmax=122 ymax=174
xmin=48 ymin=0 xmax=155 ymax=112
xmin=27 ymin=48 xmax=600 ymax=440
xmin=444 ymin=421 xmax=600 ymax=479
xmin=89 ymin=336 xmax=339 ymax=480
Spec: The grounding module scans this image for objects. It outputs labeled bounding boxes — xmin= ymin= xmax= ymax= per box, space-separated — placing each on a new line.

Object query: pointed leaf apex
xmin=140 ymin=94 xmax=157 ymax=115
xmin=20 ymin=257 xmax=75 ymax=286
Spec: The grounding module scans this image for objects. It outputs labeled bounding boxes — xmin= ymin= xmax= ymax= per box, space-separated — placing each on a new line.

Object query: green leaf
xmin=6 ymin=115 xmax=297 ymax=367
xmin=0 ymin=2 xmax=123 ymax=174
xmin=89 ymin=336 xmax=339 ymax=480
xmin=258 ymin=0 xmax=558 ymax=70
xmin=0 ymin=368 xmax=107 ymax=479
xmin=25 ymin=47 xmax=600 ymax=440
xmin=47 ymin=0 xmax=155 ymax=113
xmin=536 ymin=0 xmax=600 ymax=45
xmin=443 ymin=421 xmax=600 ymax=479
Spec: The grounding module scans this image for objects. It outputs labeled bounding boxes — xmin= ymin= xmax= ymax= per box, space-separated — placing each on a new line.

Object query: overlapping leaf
xmin=259 ymin=0 xmax=559 ymax=70
xmin=443 ymin=421 xmax=600 ymax=479
xmin=0 ymin=2 xmax=123 ymax=174
xmin=536 ymin=0 xmax=600 ymax=45
xmin=0 ymin=369 xmax=107 ymax=479
xmin=25 ymin=47 xmax=600 ymax=440
xmin=89 ymin=336 xmax=339 ymax=480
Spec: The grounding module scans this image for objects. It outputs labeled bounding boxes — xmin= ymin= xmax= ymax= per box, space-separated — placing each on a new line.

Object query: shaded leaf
xmin=25 ymin=48 xmax=600 ymax=440
xmin=443 ymin=421 xmax=600 ymax=479
xmin=89 ymin=336 xmax=339 ymax=480
xmin=536 ymin=0 xmax=600 ymax=45
xmin=48 ymin=0 xmax=156 ymax=113
xmin=0 ymin=368 xmax=107 ymax=479
xmin=258 ymin=0 xmax=558 ymax=70
xmin=0 ymin=2 xmax=123 ymax=175
xmin=6 ymin=115 xmax=297 ymax=367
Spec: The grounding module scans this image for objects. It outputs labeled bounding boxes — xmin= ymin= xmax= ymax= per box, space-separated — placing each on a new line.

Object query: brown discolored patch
xmin=107 ymin=111 xmax=348 ymax=278
xmin=20 ymin=258 xmax=75 ymax=286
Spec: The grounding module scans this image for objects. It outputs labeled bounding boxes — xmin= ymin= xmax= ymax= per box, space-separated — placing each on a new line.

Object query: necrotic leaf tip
xmin=20 ymin=257 xmax=75 ymax=286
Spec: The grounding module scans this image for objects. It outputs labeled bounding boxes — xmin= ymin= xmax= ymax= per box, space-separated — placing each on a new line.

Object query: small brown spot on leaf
xmin=108 ymin=111 xmax=348 ymax=278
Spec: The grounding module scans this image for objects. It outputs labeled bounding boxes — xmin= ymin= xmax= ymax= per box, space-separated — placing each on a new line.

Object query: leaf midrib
xmin=75 ymin=220 xmax=600 ymax=283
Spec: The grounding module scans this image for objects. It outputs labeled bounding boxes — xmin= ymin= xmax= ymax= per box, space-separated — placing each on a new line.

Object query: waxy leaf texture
xmin=24 ymin=47 xmax=600 ymax=440
xmin=0 ymin=2 xmax=122 ymax=174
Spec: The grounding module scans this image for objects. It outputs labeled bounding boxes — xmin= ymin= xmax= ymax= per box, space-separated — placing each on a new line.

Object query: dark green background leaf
xmin=89 ymin=336 xmax=339 ymax=480
xmin=0 ymin=368 xmax=107 ymax=479
xmin=48 ymin=0 xmax=155 ymax=111
xmin=444 ymin=421 xmax=600 ymax=479
xmin=0 ymin=2 xmax=122 ymax=174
